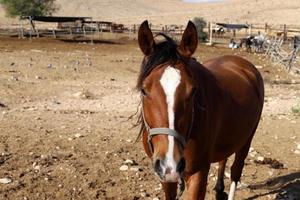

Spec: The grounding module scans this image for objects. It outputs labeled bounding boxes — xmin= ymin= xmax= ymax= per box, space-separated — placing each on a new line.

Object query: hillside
xmin=1 ymin=0 xmax=300 ymax=25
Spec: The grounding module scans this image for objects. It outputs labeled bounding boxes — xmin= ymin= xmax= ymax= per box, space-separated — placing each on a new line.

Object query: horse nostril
xmin=177 ymin=158 xmax=186 ymax=173
xmin=154 ymin=159 xmax=163 ymax=174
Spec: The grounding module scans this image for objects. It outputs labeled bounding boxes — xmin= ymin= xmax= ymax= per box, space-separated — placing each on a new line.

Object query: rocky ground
xmin=0 ymin=37 xmax=299 ymax=200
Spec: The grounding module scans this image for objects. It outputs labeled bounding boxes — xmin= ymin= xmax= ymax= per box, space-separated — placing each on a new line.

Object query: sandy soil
xmin=0 ymin=37 xmax=299 ymax=200
xmin=1 ymin=0 xmax=300 ymax=26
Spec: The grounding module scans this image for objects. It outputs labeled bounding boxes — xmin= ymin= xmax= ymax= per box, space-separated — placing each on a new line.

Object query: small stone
xmin=268 ymin=170 xmax=274 ymax=176
xmin=237 ymin=182 xmax=249 ymax=189
xmin=130 ymin=167 xmax=139 ymax=172
xmin=11 ymin=76 xmax=18 ymax=81
xmin=257 ymin=156 xmax=264 ymax=162
xmin=153 ymin=198 xmax=159 ymax=200
xmin=119 ymin=165 xmax=129 ymax=171
xmin=124 ymin=159 xmax=134 ymax=165
xmin=294 ymin=150 xmax=300 ymax=155
xmin=297 ymin=144 xmax=300 ymax=150
xmin=34 ymin=165 xmax=41 ymax=171
xmin=249 ymin=151 xmax=258 ymax=157
xmin=0 ymin=178 xmax=12 ymax=184
xmin=74 ymin=133 xmax=83 ymax=138
xmin=249 ymin=147 xmax=255 ymax=152
xmin=68 ymin=137 xmax=73 ymax=141
xmin=140 ymin=192 xmax=149 ymax=197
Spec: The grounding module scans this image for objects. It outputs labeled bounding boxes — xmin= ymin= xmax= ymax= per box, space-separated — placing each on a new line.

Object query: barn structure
xmin=19 ymin=16 xmax=126 ymax=40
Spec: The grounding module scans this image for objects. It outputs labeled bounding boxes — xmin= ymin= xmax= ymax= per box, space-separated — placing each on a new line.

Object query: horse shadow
xmin=245 ymin=171 xmax=300 ymax=199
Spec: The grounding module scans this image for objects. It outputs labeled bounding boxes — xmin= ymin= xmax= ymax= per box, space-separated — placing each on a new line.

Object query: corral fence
xmin=1 ymin=17 xmax=300 ymax=42
xmin=0 ymin=17 xmax=299 ymax=72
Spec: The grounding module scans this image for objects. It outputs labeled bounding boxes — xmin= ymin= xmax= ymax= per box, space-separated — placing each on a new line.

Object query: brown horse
xmin=136 ymin=20 xmax=264 ymax=200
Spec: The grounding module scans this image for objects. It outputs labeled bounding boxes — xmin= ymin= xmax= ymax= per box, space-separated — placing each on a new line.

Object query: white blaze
xmin=160 ymin=66 xmax=181 ymax=171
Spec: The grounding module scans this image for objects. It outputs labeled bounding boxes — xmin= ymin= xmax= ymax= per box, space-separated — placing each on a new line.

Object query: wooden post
xmin=208 ymin=22 xmax=211 ymax=38
xmin=97 ymin=22 xmax=100 ymax=40
xmin=249 ymin=24 xmax=252 ymax=35
xmin=69 ymin=28 xmax=72 ymax=38
xmin=52 ymin=28 xmax=56 ymax=38
xmin=265 ymin=23 xmax=268 ymax=33
xmin=283 ymin=24 xmax=287 ymax=41
xmin=20 ymin=19 xmax=24 ymax=38
xmin=90 ymin=20 xmax=94 ymax=44
xmin=133 ymin=24 xmax=136 ymax=34
xmin=18 ymin=18 xmax=24 ymax=39
xmin=36 ymin=25 xmax=39 ymax=38
xmin=83 ymin=25 xmax=86 ymax=36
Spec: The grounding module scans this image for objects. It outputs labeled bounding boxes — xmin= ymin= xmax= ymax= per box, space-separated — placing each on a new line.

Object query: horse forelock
xmin=136 ymin=33 xmax=181 ymax=90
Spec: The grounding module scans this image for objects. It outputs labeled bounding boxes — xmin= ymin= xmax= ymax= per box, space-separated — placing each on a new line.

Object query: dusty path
xmin=0 ymin=37 xmax=299 ymax=199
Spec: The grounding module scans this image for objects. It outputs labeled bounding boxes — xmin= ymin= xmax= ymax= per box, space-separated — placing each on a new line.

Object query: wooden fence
xmin=1 ymin=21 xmax=300 ymax=40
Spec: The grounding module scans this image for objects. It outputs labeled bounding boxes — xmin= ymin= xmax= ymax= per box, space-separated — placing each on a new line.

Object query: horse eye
xmin=141 ymin=88 xmax=147 ymax=96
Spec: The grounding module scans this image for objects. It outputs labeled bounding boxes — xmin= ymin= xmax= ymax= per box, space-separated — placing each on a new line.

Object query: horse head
xmin=137 ymin=20 xmax=198 ymax=182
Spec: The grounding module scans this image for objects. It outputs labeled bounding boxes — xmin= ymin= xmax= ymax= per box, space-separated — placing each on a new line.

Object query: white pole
xmin=209 ymin=22 xmax=213 ymax=45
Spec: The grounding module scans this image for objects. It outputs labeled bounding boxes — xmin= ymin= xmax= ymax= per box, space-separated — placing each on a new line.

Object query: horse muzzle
xmin=153 ymin=157 xmax=185 ymax=182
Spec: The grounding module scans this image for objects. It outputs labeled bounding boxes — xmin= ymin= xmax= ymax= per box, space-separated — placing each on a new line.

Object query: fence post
xmin=18 ymin=18 xmax=24 ymax=39
xmin=69 ymin=28 xmax=72 ymax=38
xmin=265 ymin=23 xmax=268 ymax=33
xmin=209 ymin=22 xmax=213 ymax=45
xmin=52 ymin=28 xmax=56 ymax=38
xmin=83 ymin=25 xmax=86 ymax=36
xmin=133 ymin=24 xmax=136 ymax=34
xmin=283 ymin=24 xmax=287 ymax=41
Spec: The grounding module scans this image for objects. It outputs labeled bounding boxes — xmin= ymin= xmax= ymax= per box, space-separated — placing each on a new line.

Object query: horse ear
xmin=138 ymin=20 xmax=155 ymax=56
xmin=178 ymin=21 xmax=198 ymax=57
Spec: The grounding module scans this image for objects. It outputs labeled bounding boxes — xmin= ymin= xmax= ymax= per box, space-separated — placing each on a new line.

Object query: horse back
xmin=201 ymin=55 xmax=264 ymax=161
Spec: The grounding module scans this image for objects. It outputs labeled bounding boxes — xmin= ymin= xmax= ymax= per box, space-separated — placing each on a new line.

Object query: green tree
xmin=0 ymin=0 xmax=58 ymax=17
xmin=192 ymin=17 xmax=207 ymax=42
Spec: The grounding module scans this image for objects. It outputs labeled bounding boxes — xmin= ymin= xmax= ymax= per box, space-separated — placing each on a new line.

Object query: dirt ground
xmin=0 ymin=37 xmax=299 ymax=200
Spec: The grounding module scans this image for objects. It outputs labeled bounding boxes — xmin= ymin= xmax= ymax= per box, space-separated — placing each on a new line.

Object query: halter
xmin=141 ymin=95 xmax=194 ymax=200
xmin=142 ymin=108 xmax=187 ymax=153
xmin=141 ymin=94 xmax=195 ymax=154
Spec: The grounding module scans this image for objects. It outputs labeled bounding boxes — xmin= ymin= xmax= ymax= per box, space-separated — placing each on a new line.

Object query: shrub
xmin=292 ymin=105 xmax=300 ymax=116
xmin=192 ymin=17 xmax=207 ymax=42
xmin=0 ymin=0 xmax=58 ymax=17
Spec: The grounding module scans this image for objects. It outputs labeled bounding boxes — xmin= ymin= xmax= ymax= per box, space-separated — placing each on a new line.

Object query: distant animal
xmin=240 ymin=34 xmax=266 ymax=53
xmin=136 ymin=20 xmax=264 ymax=200
xmin=212 ymin=27 xmax=225 ymax=38
xmin=252 ymin=34 xmax=266 ymax=53
xmin=240 ymin=36 xmax=254 ymax=52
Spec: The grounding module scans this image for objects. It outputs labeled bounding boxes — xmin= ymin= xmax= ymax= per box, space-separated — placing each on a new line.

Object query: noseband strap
xmin=142 ymin=102 xmax=190 ymax=153
xmin=148 ymin=128 xmax=186 ymax=147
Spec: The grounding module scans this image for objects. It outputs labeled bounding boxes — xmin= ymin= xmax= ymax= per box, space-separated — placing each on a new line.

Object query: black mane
xmin=136 ymin=33 xmax=181 ymax=89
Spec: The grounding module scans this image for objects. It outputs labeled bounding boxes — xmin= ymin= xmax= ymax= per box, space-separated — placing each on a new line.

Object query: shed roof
xmin=21 ymin=16 xmax=91 ymax=23
xmin=216 ymin=23 xmax=249 ymax=29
